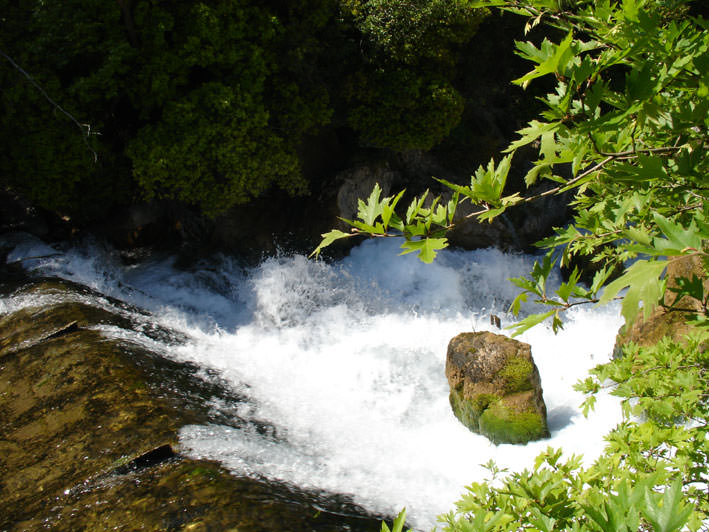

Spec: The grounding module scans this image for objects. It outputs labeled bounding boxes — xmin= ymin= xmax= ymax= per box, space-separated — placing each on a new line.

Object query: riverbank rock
xmin=614 ymin=254 xmax=708 ymax=356
xmin=0 ymin=278 xmax=382 ymax=531
xmin=445 ymin=331 xmax=549 ymax=444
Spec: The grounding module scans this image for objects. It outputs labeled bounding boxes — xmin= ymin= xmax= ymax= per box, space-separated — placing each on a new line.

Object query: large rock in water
xmin=445 ymin=331 xmax=549 ymax=444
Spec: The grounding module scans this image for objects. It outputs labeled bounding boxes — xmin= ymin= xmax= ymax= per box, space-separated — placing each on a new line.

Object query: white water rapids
xmin=2 ymin=235 xmax=624 ymax=530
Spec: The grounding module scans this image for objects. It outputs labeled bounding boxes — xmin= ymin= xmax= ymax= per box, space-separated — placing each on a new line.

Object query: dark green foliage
xmin=127 ymin=82 xmax=305 ymax=216
xmin=0 ymin=1 xmax=134 ymax=219
xmin=0 ymin=0 xmax=490 ymax=218
xmin=340 ymin=0 xmax=484 ymax=67
xmin=340 ymin=0 xmax=487 ymax=150
xmin=345 ymin=68 xmax=465 ymax=150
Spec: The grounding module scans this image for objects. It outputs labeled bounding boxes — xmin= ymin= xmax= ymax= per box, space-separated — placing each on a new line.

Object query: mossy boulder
xmin=445 ymin=331 xmax=549 ymax=444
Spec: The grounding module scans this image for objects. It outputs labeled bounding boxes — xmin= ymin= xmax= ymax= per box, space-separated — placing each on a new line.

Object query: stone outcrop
xmin=445 ymin=331 xmax=549 ymax=445
xmin=614 ymin=254 xmax=708 ymax=356
xmin=0 ymin=278 xmax=381 ymax=531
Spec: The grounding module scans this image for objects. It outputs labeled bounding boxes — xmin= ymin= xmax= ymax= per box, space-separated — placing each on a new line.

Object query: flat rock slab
xmin=0 ymin=279 xmax=381 ymax=531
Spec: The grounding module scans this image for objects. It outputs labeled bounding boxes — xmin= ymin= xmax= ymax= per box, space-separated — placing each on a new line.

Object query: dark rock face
xmin=0 ymin=279 xmax=381 ymax=531
xmin=335 ymin=162 xmax=397 ymax=230
xmin=447 ymin=185 xmax=572 ymax=251
xmin=0 ymin=188 xmax=71 ymax=242
xmin=445 ymin=331 xmax=549 ymax=444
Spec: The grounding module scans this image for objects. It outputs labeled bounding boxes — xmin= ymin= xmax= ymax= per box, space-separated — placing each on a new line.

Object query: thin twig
xmin=0 ymin=48 xmax=98 ymax=162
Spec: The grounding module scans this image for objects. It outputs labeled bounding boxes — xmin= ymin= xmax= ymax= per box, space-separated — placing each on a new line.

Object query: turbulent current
xmin=2 ymin=235 xmax=624 ymax=530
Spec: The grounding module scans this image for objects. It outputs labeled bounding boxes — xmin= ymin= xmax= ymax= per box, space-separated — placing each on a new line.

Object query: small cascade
xmin=2 ymin=234 xmax=623 ymax=531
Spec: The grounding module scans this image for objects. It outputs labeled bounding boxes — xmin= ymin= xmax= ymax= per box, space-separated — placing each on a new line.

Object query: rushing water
xmin=2 ymin=234 xmax=623 ymax=531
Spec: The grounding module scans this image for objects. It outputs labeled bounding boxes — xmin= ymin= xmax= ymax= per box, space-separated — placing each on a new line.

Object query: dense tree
xmin=0 ymin=0 xmax=490 ymax=219
xmin=340 ymin=0 xmax=486 ymax=150
xmin=0 ymin=1 xmax=135 ymax=219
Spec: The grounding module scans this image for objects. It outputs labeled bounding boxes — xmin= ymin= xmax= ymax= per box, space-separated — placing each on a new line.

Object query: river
xmin=2 ymin=233 xmax=623 ymax=531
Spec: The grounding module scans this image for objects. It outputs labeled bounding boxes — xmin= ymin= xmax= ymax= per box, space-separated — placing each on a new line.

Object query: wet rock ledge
xmin=0 ymin=279 xmax=380 ymax=531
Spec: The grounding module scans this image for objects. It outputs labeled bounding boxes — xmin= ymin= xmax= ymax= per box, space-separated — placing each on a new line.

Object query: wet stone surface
xmin=0 ymin=279 xmax=382 ymax=531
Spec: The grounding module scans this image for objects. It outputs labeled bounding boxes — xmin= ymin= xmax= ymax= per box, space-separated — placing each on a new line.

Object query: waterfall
xmin=2 ymin=234 xmax=623 ymax=531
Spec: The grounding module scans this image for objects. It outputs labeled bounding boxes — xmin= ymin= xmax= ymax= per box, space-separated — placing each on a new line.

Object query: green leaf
xmin=513 ymin=32 xmax=576 ymax=88
xmin=642 ymin=480 xmax=694 ymax=532
xmin=590 ymin=266 xmax=614 ymax=295
xmin=453 ymin=154 xmax=513 ymax=206
xmin=652 ymin=213 xmax=704 ymax=251
xmin=358 ymin=183 xmax=383 ymax=226
xmin=508 ymin=309 xmax=556 ymax=337
xmin=557 ymin=267 xmax=581 ymax=302
xmin=580 ymin=395 xmax=597 ymax=417
xmin=381 ymin=189 xmax=405 ymax=229
xmin=509 ymin=292 xmax=529 ymax=316
xmin=381 ymin=508 xmax=408 ymax=532
xmin=599 ymin=259 xmax=667 ymax=324
xmin=506 ymin=120 xmax=559 ymax=153
xmin=399 ymin=237 xmax=448 ymax=264
xmin=447 ymin=191 xmax=459 ymax=225
xmin=309 ymin=229 xmax=354 ymax=258
xmin=524 ymin=163 xmax=552 ymax=186
xmin=623 ymin=226 xmax=652 ymax=247
xmin=405 ymin=191 xmax=429 ymax=225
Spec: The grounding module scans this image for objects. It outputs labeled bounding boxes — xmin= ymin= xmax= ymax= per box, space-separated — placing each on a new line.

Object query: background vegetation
xmin=3 ymin=0 xmax=707 ymax=528
xmin=0 ymin=0 xmax=495 ymax=221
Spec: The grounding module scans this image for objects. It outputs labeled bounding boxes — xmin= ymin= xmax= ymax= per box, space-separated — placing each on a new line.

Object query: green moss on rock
xmin=470 ymin=392 xmax=501 ymax=417
xmin=450 ymin=389 xmax=503 ymax=434
xmin=449 ymin=387 xmax=478 ymax=430
xmin=479 ymin=401 xmax=548 ymax=445
xmin=498 ymin=356 xmax=533 ymax=394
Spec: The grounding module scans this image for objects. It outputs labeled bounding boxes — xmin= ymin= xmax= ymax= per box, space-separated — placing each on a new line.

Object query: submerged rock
xmin=445 ymin=331 xmax=549 ymax=445
xmin=0 ymin=278 xmax=382 ymax=531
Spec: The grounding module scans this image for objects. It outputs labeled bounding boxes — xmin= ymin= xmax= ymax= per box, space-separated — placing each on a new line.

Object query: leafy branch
xmin=312 ymin=0 xmax=709 ymax=337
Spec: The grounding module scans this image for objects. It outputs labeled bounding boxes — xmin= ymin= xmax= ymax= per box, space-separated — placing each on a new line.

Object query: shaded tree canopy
xmin=0 ymin=0 xmax=492 ymax=219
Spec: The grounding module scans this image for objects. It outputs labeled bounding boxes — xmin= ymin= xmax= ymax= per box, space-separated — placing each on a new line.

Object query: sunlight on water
xmin=3 ymin=235 xmax=623 ymax=530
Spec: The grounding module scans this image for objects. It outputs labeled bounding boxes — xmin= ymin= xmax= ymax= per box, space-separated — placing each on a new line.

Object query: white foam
xmin=1 ymin=235 xmax=623 ymax=530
